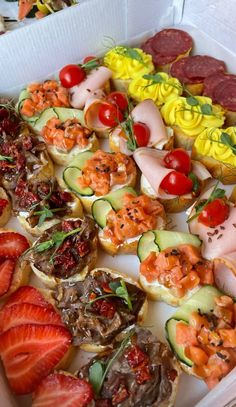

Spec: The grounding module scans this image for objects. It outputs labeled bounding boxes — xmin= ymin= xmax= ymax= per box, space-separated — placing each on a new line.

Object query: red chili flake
xmin=89 ymin=292 xmax=97 ymax=301
xmin=112 ymin=383 xmax=129 ymax=405
xmin=166 ymin=369 xmax=177 ymax=382
xmin=135 ymin=364 xmax=151 ymax=385
xmin=126 ymin=345 xmax=148 ymax=368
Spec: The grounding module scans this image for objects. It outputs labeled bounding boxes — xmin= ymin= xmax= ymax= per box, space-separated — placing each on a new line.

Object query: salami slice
xmin=203 ymin=72 xmax=236 ymax=110
xmin=141 ymin=29 xmax=193 ymax=66
xmin=170 ymin=56 xmax=226 ymax=85
xmin=203 ymin=72 xmax=229 ymax=100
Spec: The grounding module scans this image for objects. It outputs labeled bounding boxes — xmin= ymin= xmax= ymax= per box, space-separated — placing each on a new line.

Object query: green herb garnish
xmin=121 ymin=116 xmax=137 ymax=152
xmin=0 ymin=155 xmax=14 ymax=162
xmin=185 ymin=96 xmax=213 ymax=116
xmin=186 ymin=96 xmax=199 ymax=106
xmin=188 ymin=172 xmax=200 ymax=194
xmin=86 ymin=279 xmax=133 ymax=311
xmin=33 ymin=206 xmax=66 ymax=227
xmin=81 ymin=58 xmax=100 ymax=70
xmin=142 ymin=73 xmax=182 ymax=92
xmin=187 ymin=182 xmax=226 ymax=223
xmin=89 ymin=328 xmax=135 ymax=395
xmin=116 ymin=46 xmax=145 ymax=65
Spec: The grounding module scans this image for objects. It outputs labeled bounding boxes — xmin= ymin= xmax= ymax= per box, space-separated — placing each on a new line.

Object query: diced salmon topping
xmin=78 ymin=150 xmax=136 ymax=196
xmin=176 ymin=295 xmax=236 ymax=388
xmin=21 ymin=80 xmax=70 ymax=117
xmin=104 ymin=193 xmax=165 ymax=245
xmin=42 ymin=118 xmax=92 ymax=151
xmin=140 ymin=244 xmax=213 ymax=297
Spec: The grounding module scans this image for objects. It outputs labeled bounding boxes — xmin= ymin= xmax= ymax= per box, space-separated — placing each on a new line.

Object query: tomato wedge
xmin=164 ymin=148 xmax=191 ymax=174
xmin=198 ymin=198 xmax=230 ymax=227
xmin=133 ymin=122 xmax=150 ymax=147
xmin=160 ymin=171 xmax=193 ymax=195
xmin=98 ymin=102 xmax=123 ymax=127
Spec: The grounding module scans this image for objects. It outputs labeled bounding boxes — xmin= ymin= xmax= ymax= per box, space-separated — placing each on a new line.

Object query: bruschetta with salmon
xmin=134 ymin=147 xmax=211 ymax=213
xmin=63 ymin=149 xmax=137 ymax=212
xmin=12 ymin=177 xmax=83 ymax=236
xmin=166 ymin=286 xmax=236 ymax=389
xmin=53 ymin=268 xmax=148 ymax=352
xmin=138 ymin=230 xmax=213 ymax=306
xmin=92 ymin=187 xmax=166 ymax=255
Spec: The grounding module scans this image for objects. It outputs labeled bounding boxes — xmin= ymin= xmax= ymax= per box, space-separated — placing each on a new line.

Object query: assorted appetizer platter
xmin=1 ymin=26 xmax=236 ymax=407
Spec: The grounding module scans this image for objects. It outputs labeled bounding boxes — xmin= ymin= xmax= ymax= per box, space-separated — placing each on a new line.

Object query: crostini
xmin=160 ymin=96 xmax=225 ymax=149
xmin=63 ymin=149 xmax=137 ymax=212
xmin=104 ymin=45 xmax=154 ymax=91
xmin=26 ymin=216 xmax=98 ymax=288
xmin=0 ymin=187 xmax=11 ymax=227
xmin=78 ymin=326 xmax=181 ymax=406
xmin=109 ymin=99 xmax=174 ymax=154
xmin=134 ymin=147 xmax=211 ymax=213
xmin=138 ymin=230 xmax=213 ymax=306
xmin=188 ymin=184 xmax=236 ymax=259
xmin=92 ymin=187 xmax=166 ymax=255
xmin=141 ymin=28 xmax=193 ymax=72
xmin=0 ymin=286 xmax=72 ymax=395
xmin=53 ymin=268 xmax=148 ymax=352
xmin=192 ymin=127 xmax=236 ymax=184
xmin=0 ymin=230 xmax=31 ymax=301
xmin=166 ymin=286 xmax=236 ymax=389
xmin=13 ymin=177 xmax=83 ymax=236
xmin=0 ymin=128 xmax=54 ymax=191
xmin=31 ymin=106 xmax=99 ymax=166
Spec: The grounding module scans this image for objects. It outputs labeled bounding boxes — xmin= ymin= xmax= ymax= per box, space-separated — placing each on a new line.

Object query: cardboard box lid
xmin=1 ymin=0 xmax=236 ymax=94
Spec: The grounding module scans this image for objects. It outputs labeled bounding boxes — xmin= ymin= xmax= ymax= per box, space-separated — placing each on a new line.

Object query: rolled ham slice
xmin=83 ymin=89 xmax=110 ymax=133
xmin=214 ymin=252 xmax=236 ymax=297
xmin=134 ymin=148 xmax=211 ymax=200
xmin=189 ymin=204 xmax=236 ymax=259
xmin=69 ymin=66 xmax=112 ymax=109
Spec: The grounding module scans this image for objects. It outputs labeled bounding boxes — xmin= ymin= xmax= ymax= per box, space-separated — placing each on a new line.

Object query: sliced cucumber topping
xmin=173 ymin=285 xmax=222 ymax=323
xmin=165 ymin=319 xmax=193 ymax=367
xmin=70 ymin=151 xmax=94 ymax=169
xmin=92 ymin=187 xmax=137 ymax=228
xmin=16 ymin=89 xmax=37 ymax=123
xmin=138 ymin=230 xmax=202 ymax=262
xmin=63 ymin=166 xmax=93 ymax=196
xmin=34 ymin=107 xmax=84 ymax=132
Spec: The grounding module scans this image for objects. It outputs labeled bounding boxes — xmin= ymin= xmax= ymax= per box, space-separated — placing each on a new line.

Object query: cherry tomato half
xmin=164 ymin=148 xmax=191 ymax=174
xmin=133 ymin=122 xmax=150 ymax=147
xmin=98 ymin=102 xmax=123 ymax=127
xmin=59 ymin=64 xmax=86 ymax=88
xmin=198 ymin=198 xmax=230 ymax=228
xmin=106 ymin=91 xmax=128 ymax=111
xmin=83 ymin=55 xmax=97 ymax=64
xmin=160 ymin=171 xmax=193 ymax=196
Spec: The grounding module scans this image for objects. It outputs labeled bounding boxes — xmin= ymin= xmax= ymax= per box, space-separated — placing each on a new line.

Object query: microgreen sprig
xmin=89 ymin=328 xmax=135 ymax=395
xmin=33 ymin=206 xmax=66 ymax=227
xmin=0 ymin=155 xmax=14 ymax=162
xmin=86 ymin=279 xmax=133 ymax=312
xmin=206 ymin=131 xmax=236 ymax=156
xmin=142 ymin=73 xmax=182 ymax=93
xmin=115 ymin=46 xmax=145 ymax=65
xmin=187 ymin=182 xmax=226 ymax=223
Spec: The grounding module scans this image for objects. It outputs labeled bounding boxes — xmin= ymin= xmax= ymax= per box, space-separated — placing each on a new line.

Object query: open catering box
xmin=1 ymin=0 xmax=236 ymax=406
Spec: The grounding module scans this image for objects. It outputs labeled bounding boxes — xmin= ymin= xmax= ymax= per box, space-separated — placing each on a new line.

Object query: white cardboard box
xmin=1 ymin=0 xmax=236 ymax=406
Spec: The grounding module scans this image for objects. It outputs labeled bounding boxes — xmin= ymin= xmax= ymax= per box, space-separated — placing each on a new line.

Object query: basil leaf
xmin=116 ymin=280 xmax=132 ymax=311
xmin=143 ymin=73 xmax=164 ymax=84
xmin=188 ymin=172 xmax=200 ymax=193
xmin=109 ymin=281 xmax=121 ymax=292
xmin=211 ymin=187 xmax=226 ymax=200
xmin=82 ymin=59 xmax=100 ymax=70
xmin=122 ymin=47 xmax=144 ymax=64
xmin=221 ymin=132 xmax=232 ymax=146
xmin=89 ymin=361 xmax=105 ymax=395
xmin=186 ymin=96 xmax=199 ymax=106
xmin=201 ymin=104 xmax=212 ymax=115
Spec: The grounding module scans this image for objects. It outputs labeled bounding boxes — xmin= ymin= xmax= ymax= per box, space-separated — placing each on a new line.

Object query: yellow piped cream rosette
xmin=103 ymin=46 xmax=154 ymax=91
xmin=160 ymin=96 xmax=225 ymax=150
xmin=128 ymin=72 xmax=183 ymax=107
xmin=192 ymin=127 xmax=236 ymax=184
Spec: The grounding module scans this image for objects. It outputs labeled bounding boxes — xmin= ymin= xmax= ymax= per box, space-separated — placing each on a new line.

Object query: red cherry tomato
xmin=164 ymin=148 xmax=191 ymax=174
xmin=160 ymin=171 xmax=193 ymax=195
xmin=98 ymin=102 xmax=123 ymax=127
xmin=133 ymin=122 xmax=150 ymax=147
xmin=59 ymin=64 xmax=86 ymax=88
xmin=83 ymin=55 xmax=97 ymax=64
xmin=198 ymin=199 xmax=230 ymax=227
xmin=106 ymin=91 xmax=128 ymax=111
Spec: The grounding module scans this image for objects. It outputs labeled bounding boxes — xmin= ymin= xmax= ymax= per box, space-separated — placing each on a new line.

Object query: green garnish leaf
xmin=89 ymin=361 xmax=105 ymax=395
xmin=89 ymin=328 xmax=135 ymax=395
xmin=186 ymin=96 xmax=199 ymax=106
xmin=116 ymin=280 xmax=133 ymax=311
xmin=188 ymin=172 xmax=200 ymax=194
xmin=122 ymin=116 xmax=137 ymax=152
xmin=82 ymin=58 xmax=100 ymax=70
xmin=33 ymin=206 xmax=66 ymax=227
xmin=0 ymin=155 xmax=14 ymax=162
xmin=109 ymin=281 xmax=121 ymax=292
xmin=35 ymin=240 xmax=54 ymax=253
xmin=201 ymin=103 xmax=212 ymax=115
xmin=187 ymin=182 xmax=226 ymax=223
xmin=143 ymin=73 xmax=165 ymax=84
xmin=116 ymin=46 xmax=144 ymax=64
xmin=221 ymin=132 xmax=232 ymax=145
